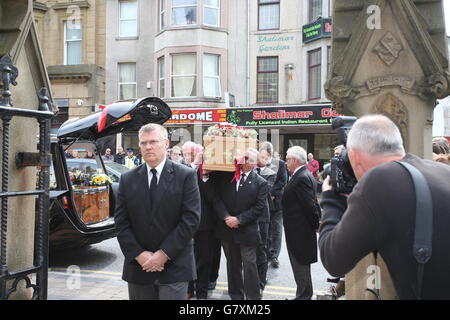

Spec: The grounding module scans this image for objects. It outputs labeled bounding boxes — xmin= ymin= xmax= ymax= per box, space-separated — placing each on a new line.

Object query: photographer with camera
xmin=319 ymin=114 xmax=450 ymax=300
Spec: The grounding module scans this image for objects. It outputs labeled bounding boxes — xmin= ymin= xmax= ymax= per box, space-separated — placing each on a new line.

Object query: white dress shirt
xmin=146 ymin=158 xmax=167 ymax=188
xmin=236 ymin=170 xmax=252 ymax=192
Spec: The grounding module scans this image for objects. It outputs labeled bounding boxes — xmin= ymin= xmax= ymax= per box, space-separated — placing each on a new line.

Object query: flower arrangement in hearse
xmin=203 ymin=123 xmax=258 ymax=172
xmin=90 ymin=173 xmax=113 ymax=187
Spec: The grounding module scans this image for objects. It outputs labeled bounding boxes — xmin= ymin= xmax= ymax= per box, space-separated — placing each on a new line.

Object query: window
xmin=119 ymin=0 xmax=138 ymax=37
xmin=204 ymin=0 xmax=219 ymax=27
xmin=171 ymin=54 xmax=196 ymax=97
xmin=258 ymin=0 xmax=280 ymax=30
xmin=118 ymin=63 xmax=137 ymax=100
xmin=64 ymin=21 xmax=82 ymax=65
xmin=172 ymin=0 xmax=197 ymax=25
xmin=257 ymin=57 xmax=279 ymax=103
xmin=309 ymin=0 xmax=322 ymax=22
xmin=158 ymin=57 xmax=165 ymax=98
xmin=308 ymin=49 xmax=322 ymax=100
xmin=159 ymin=0 xmax=165 ymax=30
xmin=52 ymin=99 xmax=69 ymax=128
xmin=203 ymin=54 xmax=220 ymax=97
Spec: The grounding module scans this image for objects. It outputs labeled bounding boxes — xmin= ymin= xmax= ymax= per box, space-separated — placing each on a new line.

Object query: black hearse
xmin=48 ymin=97 xmax=171 ymax=249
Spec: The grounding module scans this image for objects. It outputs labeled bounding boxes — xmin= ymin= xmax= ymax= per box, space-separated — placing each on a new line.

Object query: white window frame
xmin=158 ymin=57 xmax=165 ymax=98
xmin=203 ymin=54 xmax=221 ymax=97
xmin=119 ymin=0 xmax=138 ymax=38
xmin=171 ymin=0 xmax=198 ymax=26
xmin=64 ymin=21 xmax=82 ymax=65
xmin=159 ymin=0 xmax=165 ymax=30
xmin=118 ymin=62 xmax=137 ymax=101
xmin=171 ymin=53 xmax=197 ymax=98
xmin=203 ymin=0 xmax=220 ymax=27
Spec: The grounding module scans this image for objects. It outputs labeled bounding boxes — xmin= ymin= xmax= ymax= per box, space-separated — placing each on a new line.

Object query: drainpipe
xmin=246 ymin=0 xmax=251 ymax=107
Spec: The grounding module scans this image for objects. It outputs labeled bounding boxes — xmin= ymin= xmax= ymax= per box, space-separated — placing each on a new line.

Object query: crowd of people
xmin=113 ymin=117 xmax=450 ymax=301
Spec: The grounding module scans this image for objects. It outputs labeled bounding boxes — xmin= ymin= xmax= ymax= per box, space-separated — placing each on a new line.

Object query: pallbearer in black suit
xmin=214 ymin=149 xmax=269 ymax=300
xmin=259 ymin=142 xmax=288 ymax=268
xmin=115 ymin=124 xmax=201 ymax=300
xmin=254 ymin=150 xmax=276 ymax=292
xmin=282 ymin=146 xmax=320 ymax=300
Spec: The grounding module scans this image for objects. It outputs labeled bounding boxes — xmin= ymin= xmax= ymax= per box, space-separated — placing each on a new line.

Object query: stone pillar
xmin=1 ymin=0 xmax=53 ymax=299
xmin=325 ymin=0 xmax=449 ymax=299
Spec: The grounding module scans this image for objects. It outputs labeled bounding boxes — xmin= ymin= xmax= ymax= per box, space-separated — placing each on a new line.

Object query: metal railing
xmin=0 ymin=54 xmax=53 ymax=300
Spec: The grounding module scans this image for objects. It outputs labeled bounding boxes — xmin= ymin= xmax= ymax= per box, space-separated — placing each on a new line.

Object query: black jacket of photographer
xmin=319 ymin=154 xmax=450 ymax=299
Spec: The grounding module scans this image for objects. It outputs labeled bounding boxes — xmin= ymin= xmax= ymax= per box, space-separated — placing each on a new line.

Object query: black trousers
xmin=209 ymin=237 xmax=222 ymax=283
xmin=188 ymin=229 xmax=215 ymax=299
xmin=128 ymin=281 xmax=188 ymax=300
xmin=256 ymin=220 xmax=269 ymax=291
xmin=286 ymin=247 xmax=313 ymax=300
xmin=222 ymin=241 xmax=260 ymax=300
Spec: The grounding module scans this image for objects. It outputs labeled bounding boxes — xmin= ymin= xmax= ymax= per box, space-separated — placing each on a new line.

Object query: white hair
xmin=286 ymin=146 xmax=307 ymax=165
xmin=247 ymin=148 xmax=259 ymax=157
xmin=259 ymin=141 xmax=274 ymax=155
xmin=347 ymin=114 xmax=405 ymax=156
xmin=182 ymin=141 xmax=196 ymax=149
xmin=139 ymin=123 xmax=168 ymax=140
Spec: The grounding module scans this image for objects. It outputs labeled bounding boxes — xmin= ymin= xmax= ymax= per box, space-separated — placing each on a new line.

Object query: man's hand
xmin=322 ymin=176 xmax=333 ymax=192
xmin=142 ymin=250 xmax=169 ymax=272
xmin=136 ymin=251 xmax=154 ymax=267
xmin=193 ymin=152 xmax=204 ymax=166
xmin=225 ymin=216 xmax=240 ymax=229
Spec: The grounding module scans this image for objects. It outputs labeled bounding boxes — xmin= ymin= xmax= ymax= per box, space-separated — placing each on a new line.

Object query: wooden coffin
xmin=203 ymin=136 xmax=258 ymax=172
xmin=73 ymin=186 xmax=110 ymax=224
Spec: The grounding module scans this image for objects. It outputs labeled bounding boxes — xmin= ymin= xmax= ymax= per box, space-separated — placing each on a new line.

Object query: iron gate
xmin=0 ymin=54 xmax=53 ymax=300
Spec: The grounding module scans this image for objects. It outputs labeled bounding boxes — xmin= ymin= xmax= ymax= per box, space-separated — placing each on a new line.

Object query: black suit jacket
xmin=213 ymin=171 xmax=268 ymax=246
xmin=268 ymin=159 xmax=288 ymax=212
xmin=319 ymin=154 xmax=450 ymax=299
xmin=258 ymin=167 xmax=276 ymax=223
xmin=197 ymin=174 xmax=218 ymax=231
xmin=114 ymin=159 xmax=201 ymax=284
xmin=282 ymin=166 xmax=319 ymax=265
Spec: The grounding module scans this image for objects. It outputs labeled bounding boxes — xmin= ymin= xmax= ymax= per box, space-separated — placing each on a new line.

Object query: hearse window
xmin=64 ymin=142 xmax=107 ymax=189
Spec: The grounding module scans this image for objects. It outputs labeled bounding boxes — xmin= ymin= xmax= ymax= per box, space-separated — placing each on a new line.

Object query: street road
xmin=49 ymin=234 xmax=333 ymax=300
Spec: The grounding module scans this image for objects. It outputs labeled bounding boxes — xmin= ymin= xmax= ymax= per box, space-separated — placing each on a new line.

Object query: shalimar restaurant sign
xmin=226 ymin=105 xmax=342 ymax=127
xmin=302 ymin=18 xmax=332 ymax=43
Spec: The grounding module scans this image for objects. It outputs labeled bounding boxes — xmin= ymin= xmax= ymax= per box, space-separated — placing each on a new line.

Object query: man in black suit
xmin=319 ymin=115 xmax=450 ymax=299
xmin=214 ymin=149 xmax=269 ymax=300
xmin=115 ymin=124 xmax=201 ymax=300
xmin=187 ymin=169 xmax=218 ymax=300
xmin=254 ymin=150 xmax=276 ymax=292
xmin=282 ymin=146 xmax=320 ymax=300
xmin=259 ymin=142 xmax=288 ymax=268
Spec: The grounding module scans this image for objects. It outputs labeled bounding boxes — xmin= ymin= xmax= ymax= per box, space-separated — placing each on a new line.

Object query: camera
xmin=330 ymin=116 xmax=358 ymax=194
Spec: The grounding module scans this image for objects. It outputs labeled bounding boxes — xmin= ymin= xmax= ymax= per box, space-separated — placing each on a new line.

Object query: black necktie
xmin=256 ymin=168 xmax=261 ymax=175
xmin=238 ymin=173 xmax=246 ymax=191
xmin=149 ymin=168 xmax=158 ymax=206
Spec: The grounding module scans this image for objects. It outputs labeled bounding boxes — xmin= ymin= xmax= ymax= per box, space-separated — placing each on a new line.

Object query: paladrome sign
xmin=166 ymin=108 xmax=227 ymax=125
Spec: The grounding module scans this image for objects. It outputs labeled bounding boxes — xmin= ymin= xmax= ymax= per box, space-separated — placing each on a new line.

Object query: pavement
xmin=47 ymin=268 xmax=334 ymax=300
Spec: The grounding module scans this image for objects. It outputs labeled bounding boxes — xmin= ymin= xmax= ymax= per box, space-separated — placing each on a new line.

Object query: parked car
xmin=48 ymin=97 xmax=172 ymax=250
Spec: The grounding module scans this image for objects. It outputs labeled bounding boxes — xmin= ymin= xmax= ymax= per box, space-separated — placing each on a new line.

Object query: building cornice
xmin=156 ymin=25 xmax=229 ymax=37
xmin=33 ymin=2 xmax=49 ymax=12
xmin=47 ymin=64 xmax=103 ymax=81
xmin=52 ymin=1 xmax=90 ymax=10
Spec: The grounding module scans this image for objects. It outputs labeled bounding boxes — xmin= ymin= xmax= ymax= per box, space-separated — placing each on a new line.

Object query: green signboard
xmin=226 ymin=105 xmax=342 ymax=127
xmin=302 ymin=18 xmax=332 ymax=43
